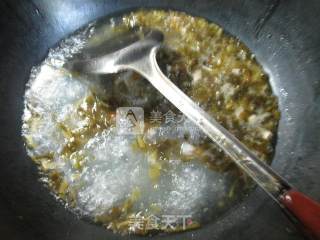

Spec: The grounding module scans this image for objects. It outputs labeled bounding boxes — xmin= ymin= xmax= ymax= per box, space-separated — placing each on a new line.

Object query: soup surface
xmin=22 ymin=10 xmax=280 ymax=235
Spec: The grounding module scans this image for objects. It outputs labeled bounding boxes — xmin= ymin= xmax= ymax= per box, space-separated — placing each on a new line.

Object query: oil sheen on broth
xmin=22 ymin=10 xmax=280 ymax=235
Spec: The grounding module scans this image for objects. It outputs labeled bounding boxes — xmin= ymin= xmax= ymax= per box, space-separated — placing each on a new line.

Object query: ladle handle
xmin=132 ymin=47 xmax=290 ymax=198
xmin=280 ymin=190 xmax=320 ymax=240
xmin=130 ymin=46 xmax=320 ymax=240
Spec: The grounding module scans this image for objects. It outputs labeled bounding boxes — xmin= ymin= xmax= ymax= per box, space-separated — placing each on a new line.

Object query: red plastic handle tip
xmin=280 ymin=190 xmax=320 ymax=239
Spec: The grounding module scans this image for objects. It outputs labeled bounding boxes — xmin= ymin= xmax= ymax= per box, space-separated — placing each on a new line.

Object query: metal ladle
xmin=65 ymin=29 xmax=320 ymax=239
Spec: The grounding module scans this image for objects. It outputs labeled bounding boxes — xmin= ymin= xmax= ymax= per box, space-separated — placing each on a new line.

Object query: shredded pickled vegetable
xmin=22 ymin=10 xmax=280 ymax=235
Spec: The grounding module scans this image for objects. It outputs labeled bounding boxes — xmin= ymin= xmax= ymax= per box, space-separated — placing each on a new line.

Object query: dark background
xmin=0 ymin=0 xmax=319 ymax=239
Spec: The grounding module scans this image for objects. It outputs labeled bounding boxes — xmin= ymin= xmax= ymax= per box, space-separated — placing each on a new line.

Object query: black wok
xmin=0 ymin=0 xmax=319 ymax=239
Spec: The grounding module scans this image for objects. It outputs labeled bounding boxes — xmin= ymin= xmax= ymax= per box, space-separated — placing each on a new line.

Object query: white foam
xmin=69 ymin=128 xmax=149 ymax=216
xmin=25 ymin=65 xmax=89 ymax=122
xmin=24 ymin=115 xmax=65 ymax=157
xmin=141 ymin=160 xmax=226 ymax=220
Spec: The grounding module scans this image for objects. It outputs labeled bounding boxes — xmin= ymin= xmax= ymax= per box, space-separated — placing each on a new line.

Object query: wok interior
xmin=0 ymin=1 xmax=319 ymax=240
